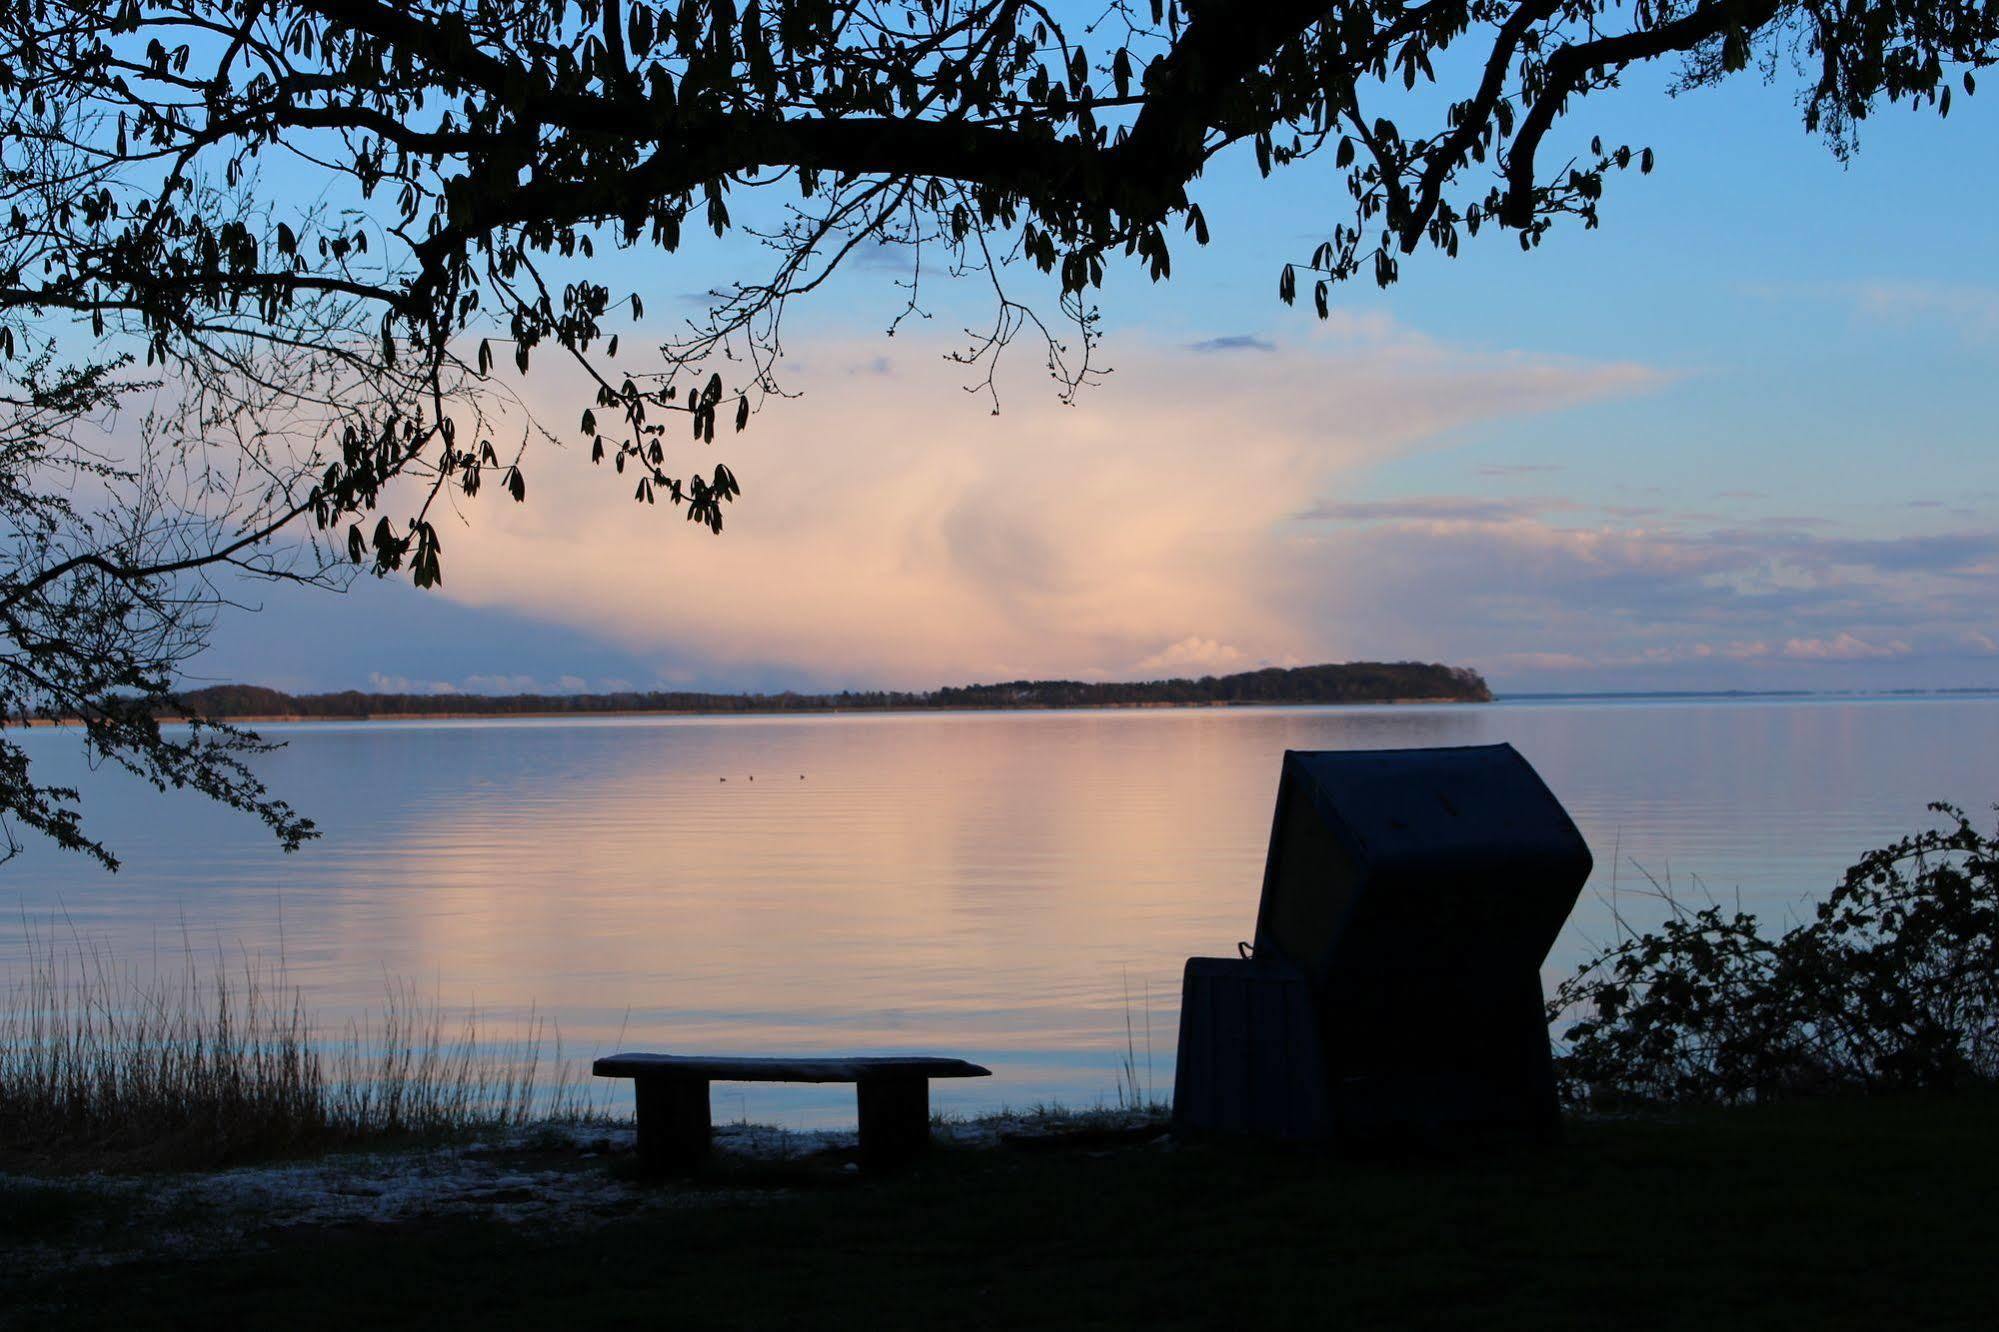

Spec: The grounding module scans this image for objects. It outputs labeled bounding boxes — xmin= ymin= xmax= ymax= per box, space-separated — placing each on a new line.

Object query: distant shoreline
xmin=27 ymin=685 xmax=1999 ymax=730
xmin=132 ymin=695 xmax=1481 ymax=725
xmin=19 ymin=684 xmax=1998 ymax=729
xmin=107 ymin=662 xmax=1494 ymax=725
xmin=31 ymin=684 xmax=1999 ymax=728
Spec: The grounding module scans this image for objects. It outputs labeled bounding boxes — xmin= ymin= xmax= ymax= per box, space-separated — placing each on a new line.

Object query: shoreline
xmin=23 ymin=687 xmax=1999 ymax=727
xmin=26 ymin=696 xmax=1486 ymax=726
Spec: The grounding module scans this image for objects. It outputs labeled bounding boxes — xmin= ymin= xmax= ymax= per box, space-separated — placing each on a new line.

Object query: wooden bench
xmin=592 ymin=1053 xmax=991 ymax=1171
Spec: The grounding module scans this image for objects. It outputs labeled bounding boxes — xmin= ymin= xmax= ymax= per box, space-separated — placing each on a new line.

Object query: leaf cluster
xmin=0 ymin=352 xmax=313 ymax=867
xmin=1551 ymin=803 xmax=1999 ymax=1106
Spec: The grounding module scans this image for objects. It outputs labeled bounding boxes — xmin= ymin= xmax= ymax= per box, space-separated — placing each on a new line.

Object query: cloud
xmin=198 ymin=305 xmax=1999 ymax=696
xmin=368 ymin=672 xmax=458 ymax=695
xmin=1133 ymin=637 xmax=1253 ymax=676
xmin=1743 ymin=515 xmax=1835 ymax=530
xmin=1496 ymin=652 xmax=1593 ymax=671
xmin=1781 ymin=634 xmax=1910 ymax=662
xmin=1808 ymin=531 xmax=1999 ymax=576
xmin=1477 ymin=463 xmax=1563 ymax=478
xmin=1276 ymin=505 xmax=1996 ymax=688
xmin=461 ymin=672 xmax=557 ymax=693
xmin=363 ymin=670 xmax=601 ymax=696
xmin=1849 ymin=281 xmax=1999 ymax=341
xmin=1186 ymin=334 xmax=1276 ymax=353
xmin=1297 ymin=496 xmax=1565 ymax=523
xmin=1751 ymin=279 xmax=1999 ymax=344
xmin=424 ymin=323 xmax=1660 ymax=687
xmin=1495 ymin=640 xmax=1786 ymax=673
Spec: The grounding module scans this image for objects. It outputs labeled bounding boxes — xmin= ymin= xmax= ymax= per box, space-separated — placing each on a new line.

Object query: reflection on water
xmin=5 ymin=696 xmax=1997 ymax=1125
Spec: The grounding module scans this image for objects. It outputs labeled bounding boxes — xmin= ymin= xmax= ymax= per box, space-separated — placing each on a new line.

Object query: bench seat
xmin=592 ymin=1052 xmax=991 ymax=1171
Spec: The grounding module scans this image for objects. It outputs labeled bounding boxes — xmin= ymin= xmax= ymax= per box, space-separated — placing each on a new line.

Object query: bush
xmin=1550 ymin=803 xmax=1999 ymax=1107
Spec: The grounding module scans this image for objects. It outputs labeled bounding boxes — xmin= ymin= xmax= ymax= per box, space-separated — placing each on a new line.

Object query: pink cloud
xmin=427 ymin=326 xmax=1658 ymax=685
xmin=1133 ymin=637 xmax=1255 ymax=675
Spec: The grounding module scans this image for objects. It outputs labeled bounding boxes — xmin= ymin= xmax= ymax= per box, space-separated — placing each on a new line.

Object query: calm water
xmin=5 ymin=696 xmax=1997 ymax=1125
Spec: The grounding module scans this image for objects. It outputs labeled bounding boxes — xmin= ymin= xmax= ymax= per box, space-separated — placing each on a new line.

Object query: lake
xmin=5 ymin=695 xmax=1996 ymax=1126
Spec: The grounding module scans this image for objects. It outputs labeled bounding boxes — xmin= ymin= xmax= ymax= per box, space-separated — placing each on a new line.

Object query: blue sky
xmin=201 ymin=59 xmax=1999 ymax=696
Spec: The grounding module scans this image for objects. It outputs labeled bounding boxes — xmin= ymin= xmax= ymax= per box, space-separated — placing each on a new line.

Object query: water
xmin=4 ymin=696 xmax=1996 ymax=1126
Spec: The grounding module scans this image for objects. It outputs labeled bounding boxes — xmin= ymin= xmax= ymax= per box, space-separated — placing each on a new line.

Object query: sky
xmin=201 ymin=56 xmax=1999 ymax=698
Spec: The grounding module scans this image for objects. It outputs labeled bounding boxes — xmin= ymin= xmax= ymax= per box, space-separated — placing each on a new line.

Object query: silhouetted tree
xmin=2 ymin=0 xmax=1992 ymax=859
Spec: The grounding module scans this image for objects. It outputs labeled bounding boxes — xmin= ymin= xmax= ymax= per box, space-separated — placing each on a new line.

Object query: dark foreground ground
xmin=8 ymin=1094 xmax=1997 ymax=1329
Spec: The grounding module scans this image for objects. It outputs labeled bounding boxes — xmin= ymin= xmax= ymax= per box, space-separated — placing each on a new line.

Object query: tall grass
xmin=1113 ymin=967 xmax=1164 ymax=1114
xmin=0 ymin=930 xmax=608 ymax=1165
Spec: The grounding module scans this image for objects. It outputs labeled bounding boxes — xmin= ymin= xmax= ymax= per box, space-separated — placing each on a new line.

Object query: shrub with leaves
xmin=1550 ymin=803 xmax=1999 ymax=1107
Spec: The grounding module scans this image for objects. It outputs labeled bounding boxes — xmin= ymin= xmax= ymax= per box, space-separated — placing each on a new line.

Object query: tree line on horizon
xmin=168 ymin=663 xmax=1492 ymax=720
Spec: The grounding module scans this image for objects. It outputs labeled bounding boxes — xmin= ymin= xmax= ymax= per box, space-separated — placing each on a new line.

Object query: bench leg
xmin=634 ymin=1073 xmax=711 ymax=1173
xmin=856 ymin=1075 xmax=930 ymax=1170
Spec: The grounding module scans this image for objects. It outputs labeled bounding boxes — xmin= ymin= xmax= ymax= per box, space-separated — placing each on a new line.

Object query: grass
xmin=0 ymin=930 xmax=610 ymax=1168
xmin=6 ymin=1092 xmax=1997 ymax=1329
xmin=1114 ymin=965 xmax=1165 ymax=1114
xmin=0 ymin=932 xmax=1177 ymax=1169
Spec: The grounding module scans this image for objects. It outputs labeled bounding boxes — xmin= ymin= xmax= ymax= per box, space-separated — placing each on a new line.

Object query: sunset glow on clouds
xmin=202 ymin=299 xmax=1999 ymax=697
xmin=173 ymin=65 xmax=1999 ymax=699
xmin=412 ymin=318 xmax=1661 ymax=687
